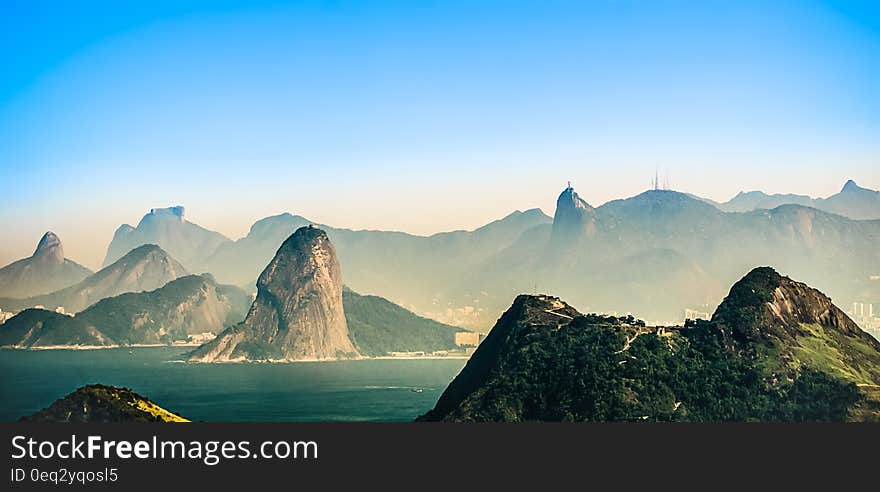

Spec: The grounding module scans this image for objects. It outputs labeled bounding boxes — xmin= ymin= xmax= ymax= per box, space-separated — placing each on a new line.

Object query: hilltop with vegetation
xmin=419 ymin=267 xmax=880 ymax=422
xmin=21 ymin=385 xmax=187 ymax=423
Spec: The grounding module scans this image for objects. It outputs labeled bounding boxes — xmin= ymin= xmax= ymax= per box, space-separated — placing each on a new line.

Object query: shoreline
xmin=180 ymin=355 xmax=472 ymax=363
xmin=0 ymin=343 xmax=203 ymax=351
xmin=1 ymin=345 xmax=472 ymax=361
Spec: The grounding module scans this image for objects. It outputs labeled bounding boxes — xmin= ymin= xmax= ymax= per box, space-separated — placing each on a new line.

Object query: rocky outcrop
xmin=21 ymin=385 xmax=187 ymax=422
xmin=0 ymin=232 xmax=93 ymax=298
xmin=1 ymin=244 xmax=188 ymax=314
xmin=712 ymin=266 xmax=873 ymax=345
xmin=550 ymin=184 xmax=597 ymax=246
xmin=188 ymin=226 xmax=359 ymax=362
xmin=102 ymin=206 xmax=230 ymax=268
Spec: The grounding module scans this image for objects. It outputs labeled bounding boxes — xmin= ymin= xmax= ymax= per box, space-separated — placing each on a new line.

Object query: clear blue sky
xmin=1 ymin=0 xmax=878 ymax=268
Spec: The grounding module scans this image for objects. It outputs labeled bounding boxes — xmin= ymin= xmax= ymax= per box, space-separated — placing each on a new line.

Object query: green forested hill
xmin=419 ymin=268 xmax=880 ymax=422
xmin=343 ymin=288 xmax=463 ymax=356
xmin=0 ymin=275 xmax=249 ymax=348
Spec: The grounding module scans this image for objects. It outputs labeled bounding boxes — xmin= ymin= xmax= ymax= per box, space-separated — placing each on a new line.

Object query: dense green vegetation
xmin=432 ymin=316 xmax=860 ymax=422
xmin=80 ymin=275 xmax=249 ymax=344
xmin=343 ymin=288 xmax=462 ymax=356
xmin=0 ymin=309 xmax=94 ymax=347
xmin=421 ymin=269 xmax=879 ymax=423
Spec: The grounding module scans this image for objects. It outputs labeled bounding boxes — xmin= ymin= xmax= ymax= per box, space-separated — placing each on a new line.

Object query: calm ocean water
xmin=0 ymin=347 xmax=467 ymax=422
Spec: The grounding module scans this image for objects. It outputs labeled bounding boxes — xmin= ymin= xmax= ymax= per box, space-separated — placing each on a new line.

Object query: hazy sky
xmin=1 ymin=0 xmax=878 ymax=269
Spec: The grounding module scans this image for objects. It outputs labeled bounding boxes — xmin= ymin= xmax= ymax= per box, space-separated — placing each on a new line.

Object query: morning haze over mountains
xmin=1 ymin=178 xmax=878 ymax=336
xmin=6 ymin=177 xmax=880 ymax=422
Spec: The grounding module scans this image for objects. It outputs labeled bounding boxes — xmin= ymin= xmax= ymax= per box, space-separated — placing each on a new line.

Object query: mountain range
xmin=0 ymin=274 xmax=249 ymax=348
xmin=716 ymin=179 xmax=880 ymax=219
xmin=0 ymin=244 xmax=189 ymax=314
xmin=3 ymin=179 xmax=877 ymax=332
xmin=1 ymin=227 xmax=465 ymax=355
xmin=419 ymin=267 xmax=880 ymax=422
xmin=451 ymin=184 xmax=880 ymax=327
xmin=62 ymin=179 xmax=879 ymax=330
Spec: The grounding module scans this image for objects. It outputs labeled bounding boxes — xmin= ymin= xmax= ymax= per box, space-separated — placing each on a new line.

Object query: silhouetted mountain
xmin=21 ymin=385 xmax=187 ymax=422
xmin=419 ymin=268 xmax=880 ymax=422
xmin=103 ymin=206 xmax=230 ymax=268
xmin=0 ymin=232 xmax=92 ymax=298
xmin=550 ymin=184 xmax=596 ymax=246
xmin=0 ymin=244 xmax=188 ymax=313
xmin=720 ymin=191 xmax=815 ymax=213
xmin=188 ymin=226 xmax=358 ymax=362
xmin=718 ymin=180 xmax=880 ymax=219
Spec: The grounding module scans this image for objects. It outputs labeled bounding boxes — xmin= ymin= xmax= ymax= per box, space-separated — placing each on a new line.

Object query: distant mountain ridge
xmin=103 ymin=206 xmax=230 ymax=268
xmin=0 ymin=244 xmax=188 ymax=314
xmin=0 ymin=232 xmax=93 ymax=298
xmin=197 ymin=208 xmax=551 ymax=286
xmin=717 ymin=180 xmax=880 ymax=219
xmin=192 ymin=208 xmax=552 ymax=328
xmin=92 ymin=180 xmax=878 ymax=330
xmin=449 ymin=186 xmax=880 ymax=327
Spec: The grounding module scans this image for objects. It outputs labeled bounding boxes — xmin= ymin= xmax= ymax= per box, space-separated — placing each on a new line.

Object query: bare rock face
xmin=33 ymin=231 xmax=65 ymax=264
xmin=188 ymin=226 xmax=359 ymax=362
xmin=711 ymin=266 xmax=873 ymax=345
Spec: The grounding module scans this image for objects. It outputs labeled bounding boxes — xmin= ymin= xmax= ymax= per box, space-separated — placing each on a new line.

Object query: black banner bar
xmin=2 ymin=423 xmax=878 ymax=490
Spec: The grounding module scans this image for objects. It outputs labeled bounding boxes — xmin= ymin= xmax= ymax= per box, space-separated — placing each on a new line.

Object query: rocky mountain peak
xmin=148 ymin=206 xmax=185 ymax=222
xmin=555 ymin=184 xmax=592 ymax=213
xmin=33 ymin=231 xmax=64 ymax=264
xmin=188 ymin=226 xmax=359 ymax=361
xmin=711 ymin=266 xmax=865 ymax=344
xmin=551 ymin=184 xmax=597 ymax=244
xmin=102 ymin=206 xmax=229 ymax=268
xmin=841 ymin=179 xmax=861 ymax=193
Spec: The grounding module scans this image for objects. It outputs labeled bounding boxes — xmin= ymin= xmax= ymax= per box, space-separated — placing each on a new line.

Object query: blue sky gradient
xmin=1 ymin=0 xmax=878 ymax=267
